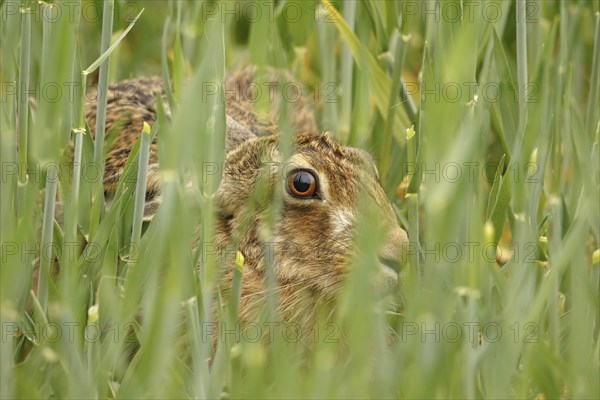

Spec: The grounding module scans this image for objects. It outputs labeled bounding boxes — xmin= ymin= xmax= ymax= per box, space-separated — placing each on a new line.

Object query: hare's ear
xmin=226 ymin=115 xmax=257 ymax=153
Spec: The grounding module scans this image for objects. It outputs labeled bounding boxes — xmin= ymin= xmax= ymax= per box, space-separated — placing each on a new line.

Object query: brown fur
xmin=85 ymin=76 xmax=166 ymax=195
xmin=84 ymin=66 xmax=408 ymax=344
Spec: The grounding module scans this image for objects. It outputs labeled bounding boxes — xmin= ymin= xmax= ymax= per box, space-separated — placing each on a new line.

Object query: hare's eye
xmin=287 ymin=170 xmax=317 ymax=198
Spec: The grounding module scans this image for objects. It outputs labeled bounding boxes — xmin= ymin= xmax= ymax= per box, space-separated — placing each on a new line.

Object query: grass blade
xmin=83 ymin=8 xmax=145 ymax=76
xmin=17 ymin=5 xmax=31 ymax=197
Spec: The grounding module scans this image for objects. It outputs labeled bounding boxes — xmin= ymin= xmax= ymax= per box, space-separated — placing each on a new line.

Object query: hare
xmin=84 ymin=65 xmax=409 ymax=342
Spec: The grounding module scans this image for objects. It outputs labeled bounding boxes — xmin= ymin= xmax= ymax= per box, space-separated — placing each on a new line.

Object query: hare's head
xmin=216 ymin=117 xmax=408 ymax=301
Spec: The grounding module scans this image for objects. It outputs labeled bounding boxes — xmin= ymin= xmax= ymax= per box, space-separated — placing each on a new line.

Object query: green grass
xmin=1 ymin=0 xmax=599 ymax=398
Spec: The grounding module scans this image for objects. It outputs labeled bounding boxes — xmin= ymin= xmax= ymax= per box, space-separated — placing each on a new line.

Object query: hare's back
xmin=84 ymin=77 xmax=165 ymax=193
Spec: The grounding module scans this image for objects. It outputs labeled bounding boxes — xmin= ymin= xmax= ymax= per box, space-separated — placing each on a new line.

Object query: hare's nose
xmin=376 ymin=255 xmax=400 ymax=290
xmin=376 ymin=229 xmax=408 ymax=291
xmin=378 ymin=255 xmax=400 ymax=273
xmin=379 ymin=225 xmax=409 ymax=263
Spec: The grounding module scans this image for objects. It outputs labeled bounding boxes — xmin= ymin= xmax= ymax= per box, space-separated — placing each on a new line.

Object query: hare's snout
xmin=376 ymin=224 xmax=409 ymax=290
xmin=377 ymin=256 xmax=400 ymax=287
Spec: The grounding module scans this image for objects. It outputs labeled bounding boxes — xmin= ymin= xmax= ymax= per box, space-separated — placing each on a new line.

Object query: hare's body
xmin=84 ymin=66 xmax=408 ymax=339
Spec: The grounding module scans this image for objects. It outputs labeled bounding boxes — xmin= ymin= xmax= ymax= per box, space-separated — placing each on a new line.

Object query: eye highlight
xmin=287 ymin=170 xmax=318 ymax=198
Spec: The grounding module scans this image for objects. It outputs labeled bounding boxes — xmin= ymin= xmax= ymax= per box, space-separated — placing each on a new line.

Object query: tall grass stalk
xmin=34 ymin=1 xmax=60 ymax=313
xmin=405 ymin=125 xmax=420 ymax=288
xmin=317 ymin=4 xmax=338 ymax=133
xmin=40 ymin=3 xmax=52 ymax=85
xmin=338 ymin=0 xmax=356 ymax=141
xmin=16 ymin=5 xmax=31 ymax=210
xmin=516 ymin=0 xmax=529 ymax=143
xmin=184 ymin=296 xmax=207 ymax=398
xmin=161 ymin=14 xmax=176 ymax=110
xmin=380 ymin=31 xmax=409 ymax=181
xmin=586 ymin=12 xmax=600 ymax=137
xmin=63 ymin=3 xmax=82 ymax=254
xmin=89 ymin=0 xmax=115 ymax=240
xmin=126 ymin=122 xmax=153 ymax=278
xmin=398 ymin=77 xmax=417 ymax=125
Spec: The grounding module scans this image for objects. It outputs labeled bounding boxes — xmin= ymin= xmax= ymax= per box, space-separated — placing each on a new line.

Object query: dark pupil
xmin=293 ymin=172 xmax=312 ymax=193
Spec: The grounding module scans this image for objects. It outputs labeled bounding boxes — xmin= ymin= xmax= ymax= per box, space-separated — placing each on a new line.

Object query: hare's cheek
xmin=331 ymin=208 xmax=355 ymax=236
xmin=328 ymin=209 xmax=356 ymax=253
